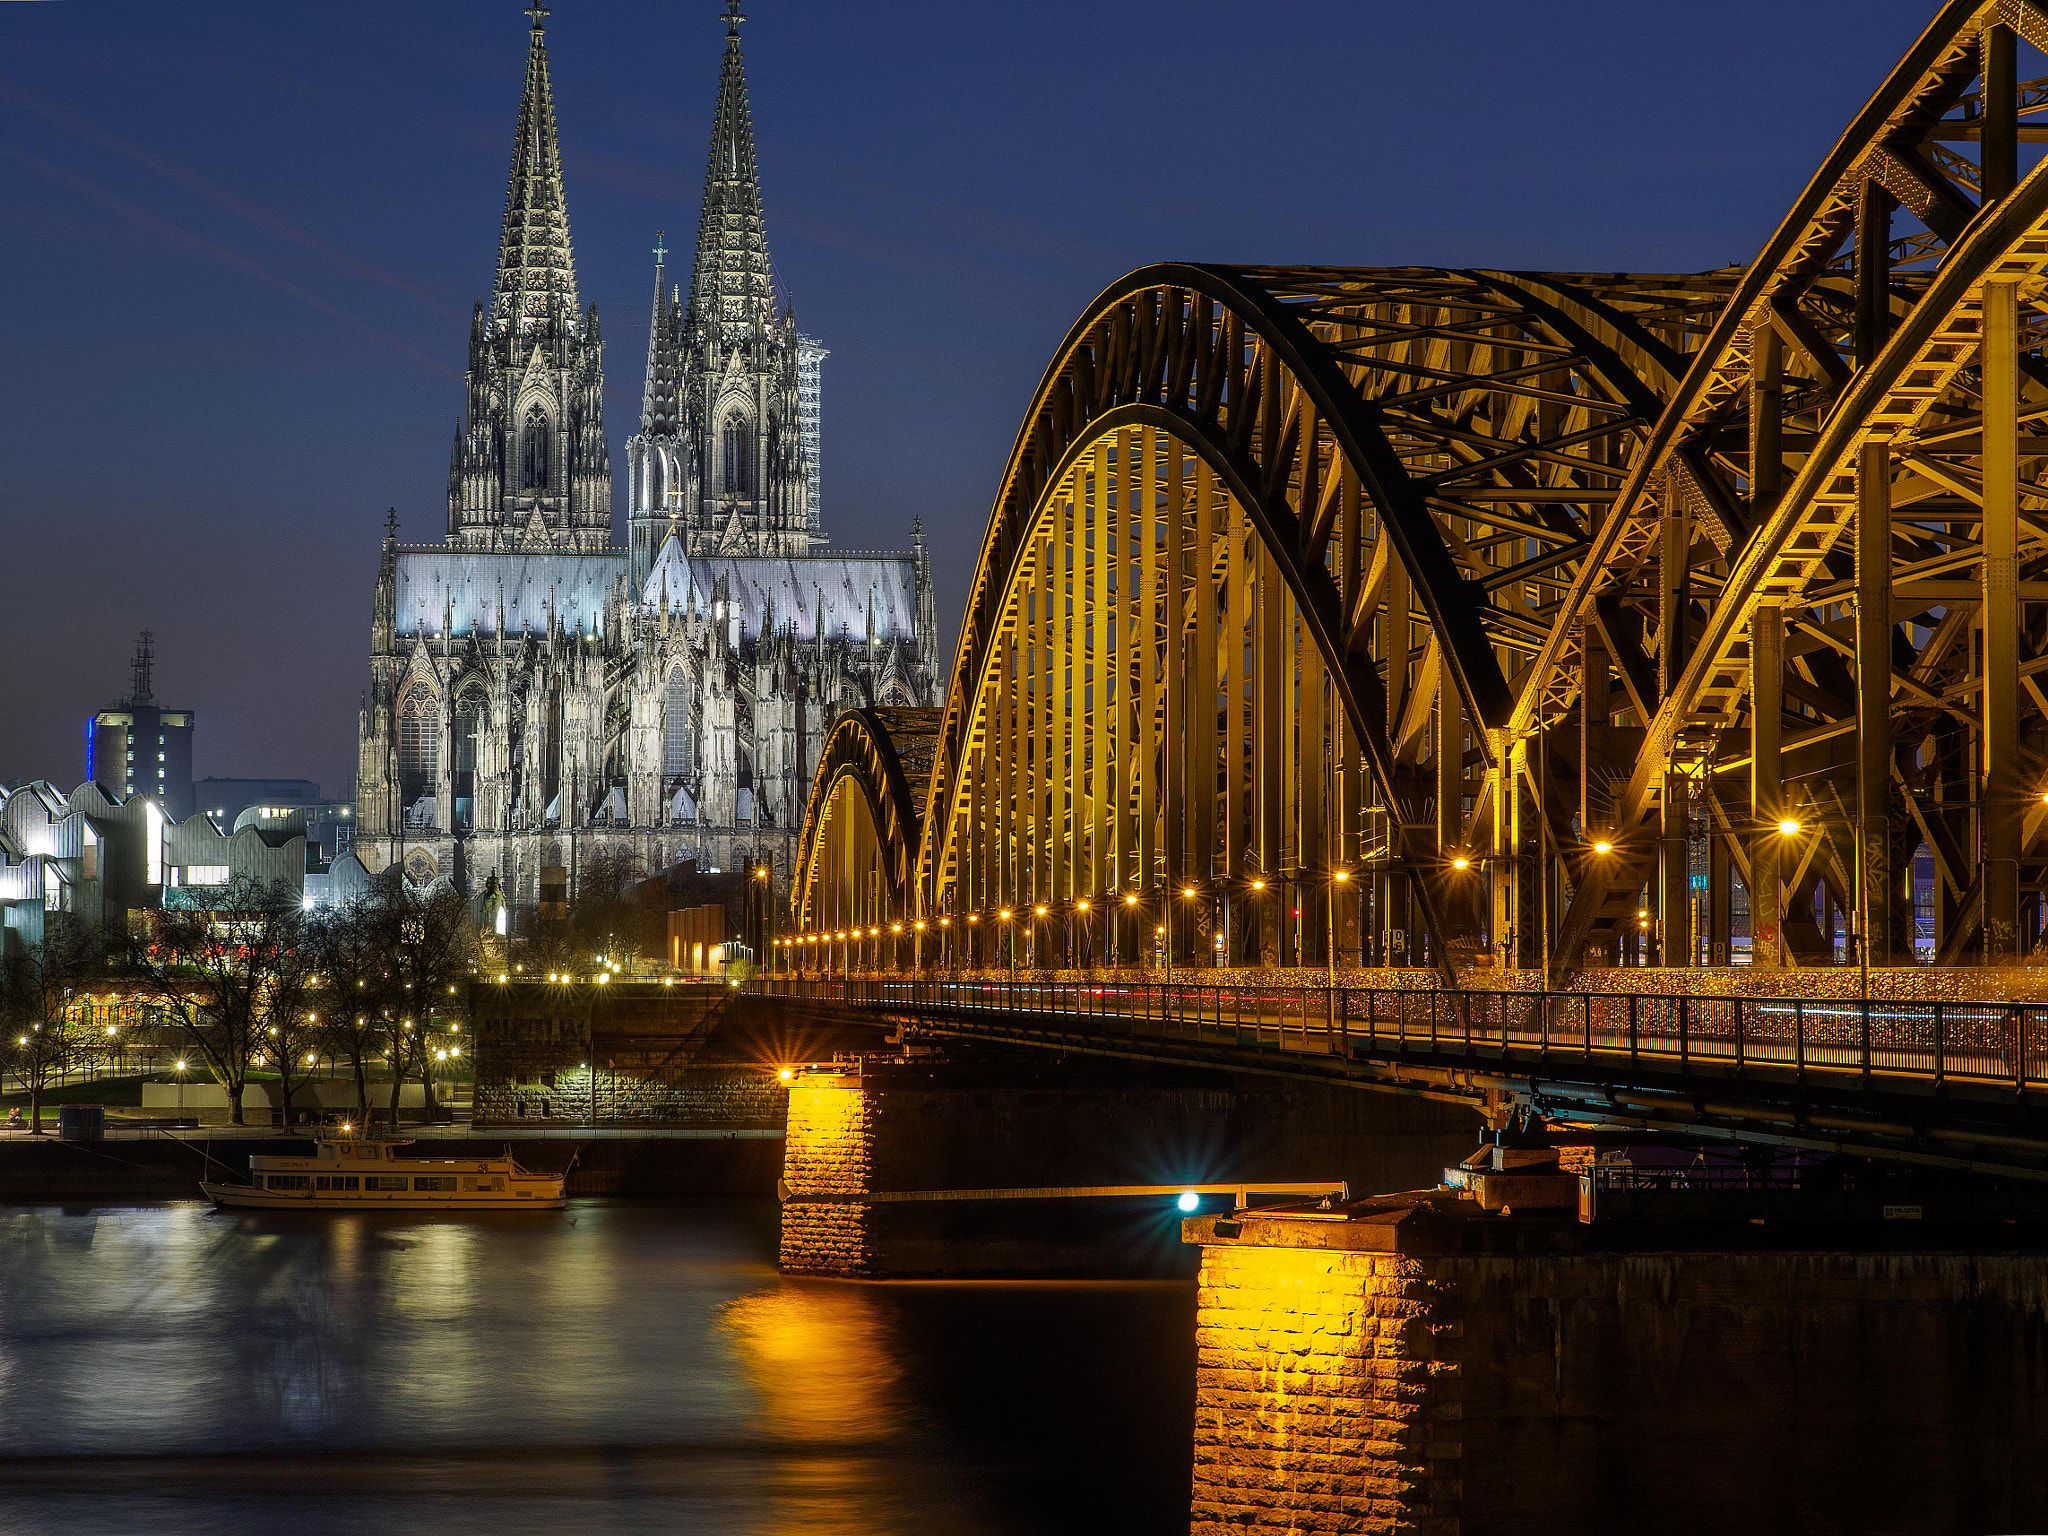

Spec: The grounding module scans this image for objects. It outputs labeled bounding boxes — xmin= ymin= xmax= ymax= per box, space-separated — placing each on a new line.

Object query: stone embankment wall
xmin=472 ymin=984 xmax=788 ymax=1126
xmin=1188 ymin=1229 xmax=2048 ymax=1535
xmin=0 ymin=1134 xmax=780 ymax=1200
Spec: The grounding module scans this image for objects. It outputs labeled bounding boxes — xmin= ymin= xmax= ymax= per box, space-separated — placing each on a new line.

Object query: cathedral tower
xmin=449 ymin=3 xmax=612 ymax=551
xmin=359 ymin=4 xmax=938 ymax=927
xmin=628 ymin=0 xmax=815 ymax=587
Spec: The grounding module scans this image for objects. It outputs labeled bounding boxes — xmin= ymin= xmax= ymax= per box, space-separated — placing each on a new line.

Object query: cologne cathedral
xmin=354 ymin=4 xmax=938 ymax=915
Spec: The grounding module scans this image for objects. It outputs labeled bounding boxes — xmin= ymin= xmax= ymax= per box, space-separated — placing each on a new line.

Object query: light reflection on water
xmin=0 ymin=1202 xmax=1193 ymax=1536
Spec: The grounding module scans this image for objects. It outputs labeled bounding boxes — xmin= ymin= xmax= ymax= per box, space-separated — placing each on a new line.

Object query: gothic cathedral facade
xmin=354 ymin=5 xmax=939 ymax=921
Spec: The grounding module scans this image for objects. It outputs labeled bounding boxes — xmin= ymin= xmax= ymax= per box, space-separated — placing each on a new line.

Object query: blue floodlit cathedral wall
xmin=355 ymin=9 xmax=938 ymax=920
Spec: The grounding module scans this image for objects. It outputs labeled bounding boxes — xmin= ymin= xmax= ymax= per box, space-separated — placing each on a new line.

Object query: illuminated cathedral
xmin=355 ymin=4 xmax=937 ymax=915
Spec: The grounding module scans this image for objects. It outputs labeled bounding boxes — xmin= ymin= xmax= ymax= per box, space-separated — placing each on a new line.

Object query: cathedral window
xmin=522 ymin=405 xmax=550 ymax=490
xmin=452 ymin=691 xmax=485 ymax=834
xmin=664 ymin=669 xmax=697 ymax=777
xmin=398 ymin=683 xmax=439 ymax=817
xmin=722 ymin=414 xmax=750 ymax=495
xmin=399 ymin=685 xmax=439 ymax=779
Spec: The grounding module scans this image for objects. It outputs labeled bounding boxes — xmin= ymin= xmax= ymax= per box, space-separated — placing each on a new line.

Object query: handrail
xmin=753 ymin=973 xmax=2048 ymax=1095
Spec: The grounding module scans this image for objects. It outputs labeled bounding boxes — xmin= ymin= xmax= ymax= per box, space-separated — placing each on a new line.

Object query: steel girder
xmin=792 ymin=706 xmax=940 ymax=933
xmin=1551 ymin=0 xmax=2048 ymax=969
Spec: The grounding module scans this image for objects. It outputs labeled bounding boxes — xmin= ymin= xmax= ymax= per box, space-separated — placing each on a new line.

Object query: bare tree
xmin=254 ymin=959 xmax=321 ymax=1128
xmin=128 ymin=879 xmax=309 ymax=1127
xmin=304 ymin=889 xmax=398 ymax=1125
xmin=372 ymin=879 xmax=476 ymax=1127
xmin=1 ymin=917 xmax=113 ymax=1133
xmin=570 ymin=846 xmax=645 ymax=966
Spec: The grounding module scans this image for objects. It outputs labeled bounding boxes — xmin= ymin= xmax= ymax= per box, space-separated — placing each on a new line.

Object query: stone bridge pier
xmin=1184 ymin=1196 xmax=2048 ymax=1535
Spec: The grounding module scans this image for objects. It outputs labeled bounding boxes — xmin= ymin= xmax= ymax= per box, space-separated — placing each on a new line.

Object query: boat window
xmin=413 ymin=1176 xmax=457 ymax=1192
xmin=266 ymin=1175 xmax=310 ymax=1191
xmin=315 ymin=1176 xmax=360 ymax=1191
xmin=365 ymin=1175 xmax=408 ymax=1191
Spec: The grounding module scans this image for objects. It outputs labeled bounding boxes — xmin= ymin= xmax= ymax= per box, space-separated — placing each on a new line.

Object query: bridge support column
xmin=1856 ymin=438 xmax=1895 ymax=965
xmin=1188 ymin=1201 xmax=2048 ymax=1535
xmin=1984 ymin=278 xmax=2021 ymax=962
xmin=778 ymin=1071 xmax=876 ymax=1276
xmin=1749 ymin=602 xmax=1785 ymax=967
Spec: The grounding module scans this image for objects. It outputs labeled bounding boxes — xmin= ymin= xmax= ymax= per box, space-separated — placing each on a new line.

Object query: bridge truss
xmin=795 ymin=1 xmax=2048 ymax=982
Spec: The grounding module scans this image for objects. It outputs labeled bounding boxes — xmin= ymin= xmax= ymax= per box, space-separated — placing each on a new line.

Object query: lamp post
xmin=999 ymin=909 xmax=1015 ymax=977
xmin=1245 ymin=876 xmax=1267 ymax=970
xmin=1775 ymin=815 xmax=1802 ymax=973
xmin=1073 ymin=899 xmax=1091 ymax=970
xmin=1174 ymin=885 xmax=1200 ymax=977
xmin=1328 ymin=869 xmax=1351 ymax=989
xmin=1122 ymin=891 xmax=1141 ymax=970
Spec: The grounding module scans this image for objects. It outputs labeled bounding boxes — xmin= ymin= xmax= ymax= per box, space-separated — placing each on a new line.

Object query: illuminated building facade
xmin=354 ymin=5 xmax=937 ymax=920
xmin=87 ymin=632 xmax=194 ymax=821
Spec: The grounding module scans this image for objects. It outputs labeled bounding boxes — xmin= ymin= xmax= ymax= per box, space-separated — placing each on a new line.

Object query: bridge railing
xmin=755 ymin=975 xmax=2048 ymax=1095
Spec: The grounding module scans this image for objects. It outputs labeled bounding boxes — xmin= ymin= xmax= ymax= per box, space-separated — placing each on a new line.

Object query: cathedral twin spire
xmin=493 ymin=4 xmax=580 ymax=333
xmin=688 ymin=1 xmax=778 ymax=347
xmin=447 ymin=2 xmax=609 ymax=549
xmin=627 ymin=0 xmax=817 ymax=580
xmin=448 ymin=4 xmax=811 ymax=570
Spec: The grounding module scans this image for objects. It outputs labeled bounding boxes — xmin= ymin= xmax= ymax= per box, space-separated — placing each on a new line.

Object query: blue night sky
xmin=0 ymin=0 xmax=1932 ymax=795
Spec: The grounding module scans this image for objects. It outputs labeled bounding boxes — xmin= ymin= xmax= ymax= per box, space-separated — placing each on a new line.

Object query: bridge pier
xmin=777 ymin=1054 xmax=1478 ymax=1278
xmin=1186 ymin=1196 xmax=2048 ymax=1535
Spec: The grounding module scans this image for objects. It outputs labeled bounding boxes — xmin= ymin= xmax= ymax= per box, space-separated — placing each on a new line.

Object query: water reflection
xmin=0 ymin=1202 xmax=1192 ymax=1536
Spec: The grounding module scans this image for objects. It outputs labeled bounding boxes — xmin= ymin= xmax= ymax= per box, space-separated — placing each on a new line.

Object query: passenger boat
xmin=202 ymin=1132 xmax=567 ymax=1210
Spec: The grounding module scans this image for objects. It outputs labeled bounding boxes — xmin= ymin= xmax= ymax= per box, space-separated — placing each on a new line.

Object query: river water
xmin=0 ymin=1201 xmax=1195 ymax=1535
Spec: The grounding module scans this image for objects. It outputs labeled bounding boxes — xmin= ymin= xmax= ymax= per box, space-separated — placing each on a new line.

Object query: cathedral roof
xmin=686 ymin=1 xmax=777 ymax=344
xmin=492 ymin=6 xmax=580 ymax=332
xmin=394 ymin=549 xmax=625 ymax=639
xmin=640 ymin=530 xmax=920 ymax=646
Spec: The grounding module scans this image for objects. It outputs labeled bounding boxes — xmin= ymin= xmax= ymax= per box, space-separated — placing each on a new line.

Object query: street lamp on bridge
xmin=1329 ymin=868 xmax=1351 ymax=988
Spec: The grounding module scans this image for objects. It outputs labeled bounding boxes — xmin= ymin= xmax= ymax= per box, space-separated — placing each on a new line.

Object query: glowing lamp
xmin=1592 ymin=840 xmax=1613 ymax=855
xmin=1777 ymin=819 xmax=1801 ymax=836
xmin=1177 ymin=1190 xmax=1200 ymax=1213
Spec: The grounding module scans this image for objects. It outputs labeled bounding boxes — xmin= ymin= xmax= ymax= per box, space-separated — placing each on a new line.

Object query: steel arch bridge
xmin=790 ymin=0 xmax=2048 ymax=984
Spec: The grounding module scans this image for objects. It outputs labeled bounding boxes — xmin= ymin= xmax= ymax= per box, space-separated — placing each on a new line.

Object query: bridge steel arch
xmin=791 ymin=707 xmax=940 ymax=959
xmin=789 ymin=0 xmax=2048 ymax=984
xmin=791 ymin=264 xmax=1732 ymax=977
